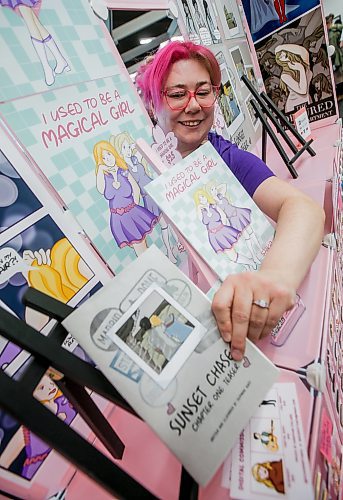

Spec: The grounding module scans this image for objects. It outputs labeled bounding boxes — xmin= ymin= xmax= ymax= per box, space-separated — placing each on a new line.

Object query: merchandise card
xmin=145 ymin=141 xmax=275 ymax=281
xmin=63 ymin=245 xmax=279 ymax=486
xmin=227 ymin=382 xmax=314 ymax=498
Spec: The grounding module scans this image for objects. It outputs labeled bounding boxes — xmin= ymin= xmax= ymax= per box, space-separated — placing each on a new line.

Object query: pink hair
xmin=136 ymin=41 xmax=221 ymax=113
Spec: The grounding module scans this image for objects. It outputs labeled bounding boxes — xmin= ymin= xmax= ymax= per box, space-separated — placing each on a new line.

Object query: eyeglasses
xmin=162 ymin=84 xmax=220 ymax=111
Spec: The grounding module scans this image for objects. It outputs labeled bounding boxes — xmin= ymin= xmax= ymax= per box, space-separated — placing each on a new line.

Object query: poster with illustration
xmin=216 ymin=51 xmax=244 ymax=137
xmin=0 ymin=0 xmax=117 ymax=101
xmin=0 ymin=74 xmax=185 ymax=275
xmin=241 ymin=0 xmax=320 ymax=43
xmin=215 ymin=0 xmax=243 ymax=39
xmin=228 ymin=383 xmax=314 ymax=498
xmin=0 ymin=129 xmax=109 ymax=494
xmin=255 ymin=7 xmax=337 ymax=122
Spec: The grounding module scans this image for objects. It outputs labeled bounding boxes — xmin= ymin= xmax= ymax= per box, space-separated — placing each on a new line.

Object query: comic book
xmin=0 ymin=126 xmax=112 ymax=498
xmin=63 ymin=245 xmax=279 ymax=486
xmin=145 ymin=141 xmax=275 ymax=281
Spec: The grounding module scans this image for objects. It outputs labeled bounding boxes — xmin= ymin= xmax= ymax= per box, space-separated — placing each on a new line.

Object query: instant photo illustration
xmin=104 ymin=283 xmax=204 ymax=389
xmin=229 ymin=45 xmax=247 ymax=87
xmin=216 ymin=51 xmax=244 ymax=136
xmin=216 ymin=0 xmax=243 ymax=39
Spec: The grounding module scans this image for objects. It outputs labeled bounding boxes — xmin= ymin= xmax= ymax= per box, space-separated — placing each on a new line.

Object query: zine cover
xmin=0 ymin=74 xmax=187 ymax=276
xmin=0 ymin=0 xmax=118 ymax=101
xmin=227 ymin=383 xmax=314 ymax=498
xmin=63 ymin=245 xmax=279 ymax=486
xmin=145 ymin=142 xmax=275 ymax=281
xmin=0 ymin=127 xmax=111 ymax=497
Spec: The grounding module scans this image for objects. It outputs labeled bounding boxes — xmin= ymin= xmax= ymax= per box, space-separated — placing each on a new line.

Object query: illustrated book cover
xmin=63 ymin=245 xmax=279 ymax=485
xmin=145 ymin=142 xmax=275 ymax=281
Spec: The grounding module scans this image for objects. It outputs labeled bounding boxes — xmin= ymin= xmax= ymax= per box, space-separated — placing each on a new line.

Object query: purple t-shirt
xmin=208 ymin=132 xmax=274 ymax=197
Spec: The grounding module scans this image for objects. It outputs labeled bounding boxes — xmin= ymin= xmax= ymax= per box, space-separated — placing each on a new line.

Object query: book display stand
xmin=241 ymin=74 xmax=316 ymax=179
xmin=0 ymin=288 xmax=198 ymax=500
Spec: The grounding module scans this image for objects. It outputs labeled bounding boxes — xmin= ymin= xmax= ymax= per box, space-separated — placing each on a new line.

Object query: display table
xmin=63 ymin=122 xmax=343 ymax=499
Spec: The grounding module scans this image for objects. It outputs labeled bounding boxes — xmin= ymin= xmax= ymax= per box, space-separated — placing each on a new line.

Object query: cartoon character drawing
xmin=193 ymin=188 xmax=256 ymax=270
xmin=93 ymin=140 xmax=158 ymax=257
xmin=252 ymin=459 xmax=285 ymax=494
xmin=223 ymin=83 xmax=240 ymax=119
xmin=191 ymin=0 xmax=206 ymax=29
xmin=0 ymin=0 xmax=70 ymax=86
xmin=202 ymin=0 xmax=220 ymax=42
xmin=275 ymin=44 xmax=313 ymax=113
xmin=253 ymin=419 xmax=279 ymax=451
xmin=0 ymin=373 xmax=76 ymax=479
xmin=206 ymin=182 xmax=263 ymax=265
xmin=111 ymin=132 xmax=177 ymax=263
xmin=0 ymin=238 xmax=93 ymax=370
xmin=249 ymin=0 xmax=279 ymax=35
xmin=310 ymin=73 xmax=333 ymax=102
xmin=181 ymin=0 xmax=198 ymax=36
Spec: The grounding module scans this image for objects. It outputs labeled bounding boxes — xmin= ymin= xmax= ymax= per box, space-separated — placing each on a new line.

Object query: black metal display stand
xmin=241 ymin=74 xmax=316 ymax=179
xmin=0 ymin=288 xmax=198 ymax=499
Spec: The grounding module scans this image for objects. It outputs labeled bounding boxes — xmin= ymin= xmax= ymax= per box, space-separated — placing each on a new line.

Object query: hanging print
xmin=255 ymin=7 xmax=337 ymax=122
xmin=241 ymin=0 xmax=320 ymax=43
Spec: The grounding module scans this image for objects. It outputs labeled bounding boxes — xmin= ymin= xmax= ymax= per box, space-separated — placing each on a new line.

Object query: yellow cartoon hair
xmin=93 ymin=140 xmax=128 ymax=175
xmin=193 ymin=188 xmax=214 ymax=208
xmin=110 ymin=132 xmax=150 ymax=175
xmin=27 ymin=238 xmax=90 ymax=303
xmin=150 ymin=314 xmax=162 ymax=327
xmin=251 ymin=462 xmax=274 ymax=490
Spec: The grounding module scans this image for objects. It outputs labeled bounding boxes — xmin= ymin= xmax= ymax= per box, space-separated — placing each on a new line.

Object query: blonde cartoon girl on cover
xmin=206 ymin=181 xmax=264 ymax=265
xmin=111 ymin=132 xmax=177 ymax=263
xmin=0 ymin=0 xmax=70 ymax=86
xmin=193 ymin=188 xmax=257 ymax=270
xmin=93 ymin=140 xmax=158 ymax=257
xmin=275 ymin=44 xmax=313 ymax=113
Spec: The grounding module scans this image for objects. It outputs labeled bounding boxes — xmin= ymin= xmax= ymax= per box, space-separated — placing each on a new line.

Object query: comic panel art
xmin=176 ymin=0 xmax=220 ymax=45
xmin=241 ymin=0 xmax=320 ymax=43
xmin=0 ymin=0 xmax=117 ymax=101
xmin=215 ymin=0 xmax=244 ymax=40
xmin=215 ymin=51 xmax=244 ymax=137
xmin=245 ymin=94 xmax=259 ymax=130
xmin=255 ymin=7 xmax=337 ymax=123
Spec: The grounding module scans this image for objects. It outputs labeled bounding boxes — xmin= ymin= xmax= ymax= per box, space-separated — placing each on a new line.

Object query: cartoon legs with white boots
xmin=18 ymin=5 xmax=70 ymax=86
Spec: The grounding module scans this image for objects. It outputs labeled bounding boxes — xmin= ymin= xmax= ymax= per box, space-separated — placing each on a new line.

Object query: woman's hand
xmin=212 ymin=269 xmax=297 ymax=361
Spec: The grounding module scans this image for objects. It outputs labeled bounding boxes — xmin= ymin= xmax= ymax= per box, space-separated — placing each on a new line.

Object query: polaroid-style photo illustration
xmin=229 ymin=46 xmax=247 ymax=87
xmin=216 ymin=52 xmax=244 ymax=137
xmin=106 ymin=283 xmax=206 ymax=388
xmin=216 ymin=0 xmax=243 ymax=39
xmin=245 ymin=95 xmax=259 ymax=130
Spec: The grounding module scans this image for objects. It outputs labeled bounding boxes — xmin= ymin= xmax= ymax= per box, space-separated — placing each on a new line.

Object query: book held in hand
xmin=63 ymin=245 xmax=279 ymax=485
xmin=145 ymin=142 xmax=275 ymax=281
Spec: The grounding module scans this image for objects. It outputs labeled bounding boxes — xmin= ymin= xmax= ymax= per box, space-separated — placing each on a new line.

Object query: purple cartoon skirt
xmin=0 ymin=0 xmax=39 ymax=8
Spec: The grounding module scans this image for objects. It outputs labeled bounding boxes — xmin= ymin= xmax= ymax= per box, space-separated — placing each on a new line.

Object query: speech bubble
xmin=0 ymin=247 xmax=32 ymax=284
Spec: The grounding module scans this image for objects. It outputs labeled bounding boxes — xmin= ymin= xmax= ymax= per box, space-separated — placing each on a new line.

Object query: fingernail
xmin=222 ymin=332 xmax=231 ymax=343
xmin=231 ymin=349 xmax=243 ymax=361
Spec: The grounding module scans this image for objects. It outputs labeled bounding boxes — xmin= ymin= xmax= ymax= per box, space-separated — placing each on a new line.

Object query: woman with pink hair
xmin=136 ymin=41 xmax=324 ymax=362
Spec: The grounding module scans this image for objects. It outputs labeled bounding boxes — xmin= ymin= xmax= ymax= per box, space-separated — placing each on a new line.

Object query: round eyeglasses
xmin=162 ymin=84 xmax=220 ymax=111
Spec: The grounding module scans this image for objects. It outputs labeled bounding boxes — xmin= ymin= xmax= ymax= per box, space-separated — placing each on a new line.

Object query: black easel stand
xmin=241 ymin=74 xmax=316 ymax=179
xmin=0 ymin=288 xmax=198 ymax=499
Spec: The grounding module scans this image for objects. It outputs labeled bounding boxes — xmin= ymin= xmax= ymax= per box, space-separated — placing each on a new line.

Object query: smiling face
xmin=157 ymin=59 xmax=215 ymax=158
